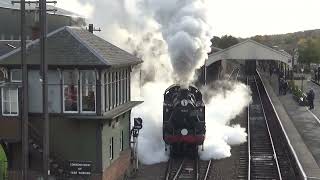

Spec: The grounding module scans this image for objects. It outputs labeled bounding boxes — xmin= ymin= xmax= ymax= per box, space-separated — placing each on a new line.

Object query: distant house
xmin=0 ymin=26 xmax=142 ymax=179
xmin=0 ymin=0 xmax=85 ymax=40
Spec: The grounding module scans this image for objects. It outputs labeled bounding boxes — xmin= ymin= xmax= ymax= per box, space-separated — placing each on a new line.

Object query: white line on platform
xmin=306 ymin=107 xmax=320 ymax=125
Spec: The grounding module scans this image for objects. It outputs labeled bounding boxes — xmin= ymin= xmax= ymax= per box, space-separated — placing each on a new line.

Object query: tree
xmin=211 ymin=35 xmax=239 ymax=49
xmin=298 ymin=38 xmax=320 ymax=65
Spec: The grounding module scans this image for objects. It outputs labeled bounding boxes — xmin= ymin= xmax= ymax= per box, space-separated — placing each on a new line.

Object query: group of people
xmin=278 ymin=75 xmax=315 ymax=110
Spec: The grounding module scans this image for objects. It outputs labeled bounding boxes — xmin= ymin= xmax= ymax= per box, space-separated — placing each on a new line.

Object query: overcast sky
xmin=56 ymin=0 xmax=320 ymax=38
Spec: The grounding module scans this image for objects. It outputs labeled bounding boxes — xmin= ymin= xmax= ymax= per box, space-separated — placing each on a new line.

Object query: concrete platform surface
xmin=259 ymin=71 xmax=320 ymax=179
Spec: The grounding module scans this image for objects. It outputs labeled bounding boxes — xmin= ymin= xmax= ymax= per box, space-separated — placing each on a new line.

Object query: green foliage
xmin=290 ymin=82 xmax=308 ymax=106
xmin=0 ymin=146 xmax=5 ymax=161
xmin=298 ymin=38 xmax=320 ymax=64
xmin=211 ymin=35 xmax=239 ymax=49
xmin=0 ymin=146 xmax=7 ymax=180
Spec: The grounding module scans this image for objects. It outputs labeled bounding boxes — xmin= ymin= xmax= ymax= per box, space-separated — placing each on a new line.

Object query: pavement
xmin=259 ymin=70 xmax=320 ymax=179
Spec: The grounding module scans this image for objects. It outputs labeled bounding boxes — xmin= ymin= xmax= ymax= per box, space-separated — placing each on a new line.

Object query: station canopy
xmin=206 ymin=39 xmax=292 ymax=68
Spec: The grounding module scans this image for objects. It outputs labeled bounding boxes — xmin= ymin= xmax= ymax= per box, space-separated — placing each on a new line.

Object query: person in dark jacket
xmin=307 ymin=89 xmax=315 ymax=110
xmin=279 ymin=78 xmax=284 ymax=95
xmin=283 ymin=80 xmax=288 ymax=95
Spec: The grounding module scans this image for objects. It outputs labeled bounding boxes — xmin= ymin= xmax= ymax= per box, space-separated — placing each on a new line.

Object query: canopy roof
xmin=206 ymin=39 xmax=292 ymax=67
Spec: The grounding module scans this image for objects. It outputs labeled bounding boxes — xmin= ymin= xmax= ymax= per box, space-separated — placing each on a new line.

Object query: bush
xmin=291 ymin=85 xmax=308 ymax=106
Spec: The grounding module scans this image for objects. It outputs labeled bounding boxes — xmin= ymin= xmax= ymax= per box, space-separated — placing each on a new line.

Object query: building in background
xmin=0 ymin=26 xmax=142 ymax=179
xmin=0 ymin=0 xmax=85 ymax=40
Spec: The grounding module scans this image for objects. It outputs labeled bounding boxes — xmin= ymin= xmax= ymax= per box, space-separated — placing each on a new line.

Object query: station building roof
xmin=0 ymin=26 xmax=142 ymax=67
xmin=206 ymin=39 xmax=292 ymax=67
xmin=0 ymin=40 xmax=21 ymax=56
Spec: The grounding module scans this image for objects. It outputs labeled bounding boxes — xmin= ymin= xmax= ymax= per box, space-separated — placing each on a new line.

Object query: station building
xmin=0 ymin=0 xmax=85 ymax=40
xmin=0 ymin=25 xmax=142 ymax=180
xmin=203 ymin=39 xmax=292 ymax=83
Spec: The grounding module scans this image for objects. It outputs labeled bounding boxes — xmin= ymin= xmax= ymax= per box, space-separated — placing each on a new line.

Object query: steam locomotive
xmin=163 ymin=84 xmax=206 ymax=154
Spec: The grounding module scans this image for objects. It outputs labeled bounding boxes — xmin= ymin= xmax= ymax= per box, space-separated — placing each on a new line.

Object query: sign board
xmin=68 ymin=161 xmax=92 ymax=176
xmin=134 ymin=118 xmax=143 ymax=130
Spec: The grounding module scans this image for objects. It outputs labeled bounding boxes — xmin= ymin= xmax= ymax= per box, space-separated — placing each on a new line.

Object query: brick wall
xmin=102 ymin=149 xmax=130 ymax=180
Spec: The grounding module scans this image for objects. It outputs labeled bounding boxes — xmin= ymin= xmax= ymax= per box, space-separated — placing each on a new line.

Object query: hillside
xmin=244 ymin=29 xmax=320 ymax=54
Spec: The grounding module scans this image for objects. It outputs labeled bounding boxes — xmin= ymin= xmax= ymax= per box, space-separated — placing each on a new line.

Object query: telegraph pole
xmin=12 ymin=1 xmax=55 ymax=179
xmin=20 ymin=1 xmax=28 ymax=179
xmin=39 ymin=0 xmax=49 ymax=179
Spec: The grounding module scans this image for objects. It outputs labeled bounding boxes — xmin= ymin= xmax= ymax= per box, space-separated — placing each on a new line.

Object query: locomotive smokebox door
xmin=134 ymin=118 xmax=143 ymax=130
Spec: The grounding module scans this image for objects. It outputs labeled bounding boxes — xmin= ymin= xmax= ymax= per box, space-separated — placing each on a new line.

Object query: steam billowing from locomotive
xmin=64 ymin=0 xmax=251 ymax=164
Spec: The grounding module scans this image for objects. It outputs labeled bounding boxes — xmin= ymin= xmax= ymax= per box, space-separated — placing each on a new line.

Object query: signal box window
xmin=10 ymin=69 xmax=22 ymax=82
xmin=0 ymin=70 xmax=6 ymax=83
xmin=2 ymin=87 xmax=18 ymax=116
xmin=80 ymin=71 xmax=96 ymax=112
xmin=63 ymin=70 xmax=78 ymax=113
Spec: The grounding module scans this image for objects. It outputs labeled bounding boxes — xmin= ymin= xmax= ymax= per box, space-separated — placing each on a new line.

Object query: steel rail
xmin=247 ymin=77 xmax=251 ymax=180
xmin=172 ymin=159 xmax=185 ymax=180
xmin=256 ymin=71 xmax=309 ymax=180
xmin=253 ymin=76 xmax=282 ymax=180
xmin=203 ymin=160 xmax=212 ymax=180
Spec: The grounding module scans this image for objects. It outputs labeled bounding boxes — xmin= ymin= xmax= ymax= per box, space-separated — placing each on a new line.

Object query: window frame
xmin=1 ymin=87 xmax=19 ymax=116
xmin=109 ymin=137 xmax=114 ymax=160
xmin=80 ymin=70 xmax=96 ymax=113
xmin=0 ymin=69 xmax=6 ymax=83
xmin=62 ymin=70 xmax=79 ymax=114
xmin=120 ymin=130 xmax=124 ymax=152
xmin=10 ymin=69 xmax=22 ymax=83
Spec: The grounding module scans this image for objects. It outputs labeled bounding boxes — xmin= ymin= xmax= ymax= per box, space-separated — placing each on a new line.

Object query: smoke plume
xmin=58 ymin=0 xmax=252 ymax=164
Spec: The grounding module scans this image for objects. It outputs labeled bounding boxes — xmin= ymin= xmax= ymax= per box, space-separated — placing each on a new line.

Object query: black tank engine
xmin=163 ymin=84 xmax=206 ymax=150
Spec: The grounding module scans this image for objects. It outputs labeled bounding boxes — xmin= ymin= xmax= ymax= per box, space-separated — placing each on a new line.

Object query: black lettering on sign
xmin=68 ymin=161 xmax=92 ymax=176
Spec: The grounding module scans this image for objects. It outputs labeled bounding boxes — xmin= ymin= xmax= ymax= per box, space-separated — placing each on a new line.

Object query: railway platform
xmin=259 ymin=71 xmax=320 ymax=179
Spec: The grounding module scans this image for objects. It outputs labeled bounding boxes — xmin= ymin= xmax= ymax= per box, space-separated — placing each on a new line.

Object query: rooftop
xmin=0 ymin=26 xmax=142 ymax=67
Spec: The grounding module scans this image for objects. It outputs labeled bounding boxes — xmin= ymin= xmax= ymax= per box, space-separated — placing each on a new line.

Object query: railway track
xmin=164 ymin=157 xmax=212 ymax=180
xmin=247 ymin=75 xmax=282 ymax=180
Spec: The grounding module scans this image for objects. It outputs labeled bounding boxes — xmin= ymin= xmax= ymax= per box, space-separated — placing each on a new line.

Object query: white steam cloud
xmin=60 ymin=0 xmax=252 ymax=164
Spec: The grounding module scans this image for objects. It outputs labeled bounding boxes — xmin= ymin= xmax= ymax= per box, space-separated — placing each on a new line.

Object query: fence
xmin=0 ymin=160 xmax=7 ymax=180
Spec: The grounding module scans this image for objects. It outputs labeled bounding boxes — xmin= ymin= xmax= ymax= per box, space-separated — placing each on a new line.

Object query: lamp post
xmin=301 ymin=67 xmax=304 ymax=92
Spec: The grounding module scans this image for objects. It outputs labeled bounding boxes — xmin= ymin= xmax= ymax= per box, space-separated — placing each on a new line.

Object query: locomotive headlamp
xmin=181 ymin=129 xmax=188 ymax=136
xmin=181 ymin=99 xmax=188 ymax=106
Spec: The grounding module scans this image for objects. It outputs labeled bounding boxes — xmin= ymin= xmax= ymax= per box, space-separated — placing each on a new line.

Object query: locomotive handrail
xmin=254 ymin=76 xmax=282 ymax=180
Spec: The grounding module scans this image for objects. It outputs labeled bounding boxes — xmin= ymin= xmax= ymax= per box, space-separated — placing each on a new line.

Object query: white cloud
xmin=56 ymin=0 xmax=94 ymax=18
xmin=207 ymin=0 xmax=320 ymax=37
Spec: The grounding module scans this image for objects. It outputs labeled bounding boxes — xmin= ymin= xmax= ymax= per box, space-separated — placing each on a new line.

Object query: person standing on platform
xmin=283 ymin=80 xmax=288 ymax=95
xmin=307 ymin=89 xmax=315 ymax=110
xmin=279 ymin=78 xmax=283 ymax=95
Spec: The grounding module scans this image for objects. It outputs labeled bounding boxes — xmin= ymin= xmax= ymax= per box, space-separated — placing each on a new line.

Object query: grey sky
xmin=56 ymin=0 xmax=320 ymax=37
